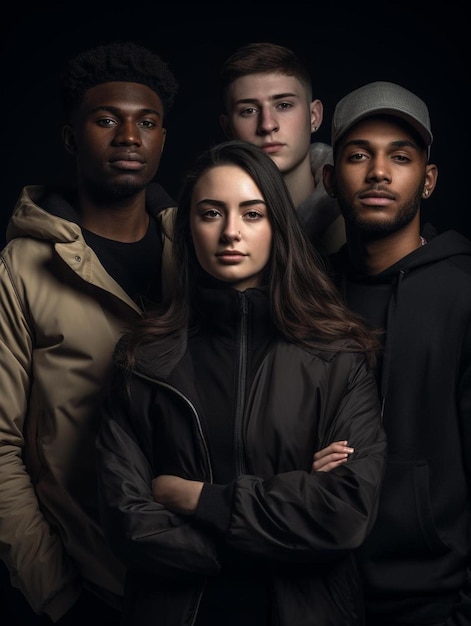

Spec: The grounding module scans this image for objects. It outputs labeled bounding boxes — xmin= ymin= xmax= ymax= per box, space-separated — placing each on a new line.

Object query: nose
xmin=221 ymin=217 xmax=242 ymax=242
xmin=366 ymin=153 xmax=392 ymax=183
xmin=113 ymin=119 xmax=141 ymax=146
xmin=257 ymin=108 xmax=279 ymax=135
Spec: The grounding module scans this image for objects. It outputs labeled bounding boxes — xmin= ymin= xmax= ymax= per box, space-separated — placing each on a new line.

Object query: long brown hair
xmin=124 ymin=140 xmax=380 ymax=367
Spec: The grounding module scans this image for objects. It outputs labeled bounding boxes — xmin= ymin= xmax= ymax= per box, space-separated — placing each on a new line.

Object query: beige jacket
xmin=0 ymin=185 xmax=175 ymax=621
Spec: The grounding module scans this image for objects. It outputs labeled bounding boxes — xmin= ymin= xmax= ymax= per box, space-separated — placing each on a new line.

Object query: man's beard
xmin=337 ymin=186 xmax=423 ymax=239
xmin=91 ymin=178 xmax=148 ymax=202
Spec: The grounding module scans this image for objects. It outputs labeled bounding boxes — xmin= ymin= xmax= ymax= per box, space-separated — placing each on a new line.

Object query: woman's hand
xmin=152 ymin=475 xmax=204 ymax=515
xmin=312 ymin=441 xmax=354 ymax=473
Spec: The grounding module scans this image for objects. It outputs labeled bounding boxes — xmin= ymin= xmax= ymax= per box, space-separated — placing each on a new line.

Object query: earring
xmin=423 ymin=188 xmax=429 ymax=197
xmin=313 ymin=126 xmax=318 ymax=132
xmin=329 ymin=191 xmax=335 ymax=198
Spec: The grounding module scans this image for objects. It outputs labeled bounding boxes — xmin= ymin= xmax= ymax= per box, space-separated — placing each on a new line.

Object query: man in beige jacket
xmin=0 ymin=41 xmax=178 ymax=625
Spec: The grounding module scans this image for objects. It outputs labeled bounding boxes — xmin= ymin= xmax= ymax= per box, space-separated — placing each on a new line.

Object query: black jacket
xmin=329 ymin=225 xmax=471 ymax=625
xmin=96 ymin=285 xmax=386 ymax=626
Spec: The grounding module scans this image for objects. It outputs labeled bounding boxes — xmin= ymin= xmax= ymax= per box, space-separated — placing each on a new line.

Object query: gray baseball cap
xmin=331 ymin=81 xmax=433 ymax=150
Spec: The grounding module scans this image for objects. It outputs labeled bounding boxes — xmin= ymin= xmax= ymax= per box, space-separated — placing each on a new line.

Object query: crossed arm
xmin=153 ymin=441 xmax=354 ymax=514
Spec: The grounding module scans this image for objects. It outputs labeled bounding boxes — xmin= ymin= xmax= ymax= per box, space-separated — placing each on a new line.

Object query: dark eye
xmin=201 ymin=209 xmax=221 ymax=219
xmin=392 ymin=154 xmax=410 ymax=163
xmin=139 ymin=119 xmax=157 ymax=129
xmin=244 ymin=209 xmax=265 ymax=221
xmin=97 ymin=118 xmax=117 ymax=127
xmin=276 ymin=102 xmax=293 ymax=111
xmin=240 ymin=106 xmax=258 ymax=117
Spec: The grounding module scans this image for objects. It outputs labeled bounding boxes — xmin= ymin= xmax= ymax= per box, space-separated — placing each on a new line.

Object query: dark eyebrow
xmin=89 ymin=105 xmax=162 ymax=117
xmin=196 ymin=199 xmax=225 ymax=208
xmin=343 ymin=138 xmax=420 ymax=150
xmin=240 ymin=199 xmax=266 ymax=208
xmin=196 ymin=199 xmax=266 ymax=208
xmin=235 ymin=92 xmax=299 ymax=106
xmin=269 ymin=92 xmax=299 ymax=100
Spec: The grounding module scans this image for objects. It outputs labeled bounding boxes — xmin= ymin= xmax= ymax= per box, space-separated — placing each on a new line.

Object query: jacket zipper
xmin=134 ymin=373 xmax=214 ymax=483
xmin=234 ymin=292 xmax=248 ymax=475
xmin=134 ymin=374 xmax=212 ymax=624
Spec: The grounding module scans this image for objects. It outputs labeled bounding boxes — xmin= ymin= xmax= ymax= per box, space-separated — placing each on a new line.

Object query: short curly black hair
xmin=60 ymin=41 xmax=179 ymax=121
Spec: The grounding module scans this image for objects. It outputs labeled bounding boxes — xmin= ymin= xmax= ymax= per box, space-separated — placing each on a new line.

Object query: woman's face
xmin=190 ymin=164 xmax=272 ymax=290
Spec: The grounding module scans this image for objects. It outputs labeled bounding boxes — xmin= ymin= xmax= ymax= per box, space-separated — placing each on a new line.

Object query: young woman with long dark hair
xmin=96 ymin=140 xmax=386 ymax=626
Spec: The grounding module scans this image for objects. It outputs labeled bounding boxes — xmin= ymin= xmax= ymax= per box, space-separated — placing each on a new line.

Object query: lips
xmin=216 ymin=250 xmax=246 ymax=256
xmin=216 ymin=250 xmax=247 ymax=263
xmin=359 ymin=189 xmax=395 ymax=200
xmin=260 ymin=143 xmax=284 ymax=154
xmin=109 ymin=153 xmax=145 ymax=170
xmin=110 ymin=152 xmax=144 ymax=163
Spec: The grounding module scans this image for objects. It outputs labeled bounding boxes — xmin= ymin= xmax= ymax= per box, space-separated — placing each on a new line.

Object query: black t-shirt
xmin=82 ymin=215 xmax=163 ymax=308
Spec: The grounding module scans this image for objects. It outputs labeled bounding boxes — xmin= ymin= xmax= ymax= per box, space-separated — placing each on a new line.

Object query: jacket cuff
xmin=193 ymin=482 xmax=234 ymax=534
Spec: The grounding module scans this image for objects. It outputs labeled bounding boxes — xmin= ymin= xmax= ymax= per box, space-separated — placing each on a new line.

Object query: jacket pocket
xmin=365 ymin=459 xmax=449 ymax=557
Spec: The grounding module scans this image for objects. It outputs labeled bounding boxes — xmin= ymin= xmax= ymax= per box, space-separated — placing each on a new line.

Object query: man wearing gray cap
xmin=316 ymin=81 xmax=471 ymax=625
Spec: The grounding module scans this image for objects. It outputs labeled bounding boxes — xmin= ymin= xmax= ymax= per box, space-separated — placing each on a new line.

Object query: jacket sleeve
xmin=96 ymin=368 xmax=221 ymax=580
xmin=197 ymin=352 xmax=387 ymax=563
xmin=449 ymin=315 xmax=471 ymax=625
xmin=0 ymin=251 xmax=80 ymax=618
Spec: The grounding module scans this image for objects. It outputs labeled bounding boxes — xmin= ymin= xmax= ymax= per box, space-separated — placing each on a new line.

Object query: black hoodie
xmin=329 ymin=224 xmax=471 ymax=625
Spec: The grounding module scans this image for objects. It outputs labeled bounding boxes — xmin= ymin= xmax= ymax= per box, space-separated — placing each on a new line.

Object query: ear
xmin=310 ymin=99 xmax=324 ymax=134
xmin=323 ymin=163 xmax=336 ymax=197
xmin=62 ymin=125 xmax=77 ymax=155
xmin=161 ymin=128 xmax=167 ymax=153
xmin=219 ymin=113 xmax=234 ymax=139
xmin=422 ymin=163 xmax=438 ymax=199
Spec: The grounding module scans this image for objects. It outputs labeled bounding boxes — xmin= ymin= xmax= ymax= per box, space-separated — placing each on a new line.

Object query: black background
xmin=0 ymin=2 xmax=470 ymax=623
xmin=2 ymin=2 xmax=470 ymax=247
